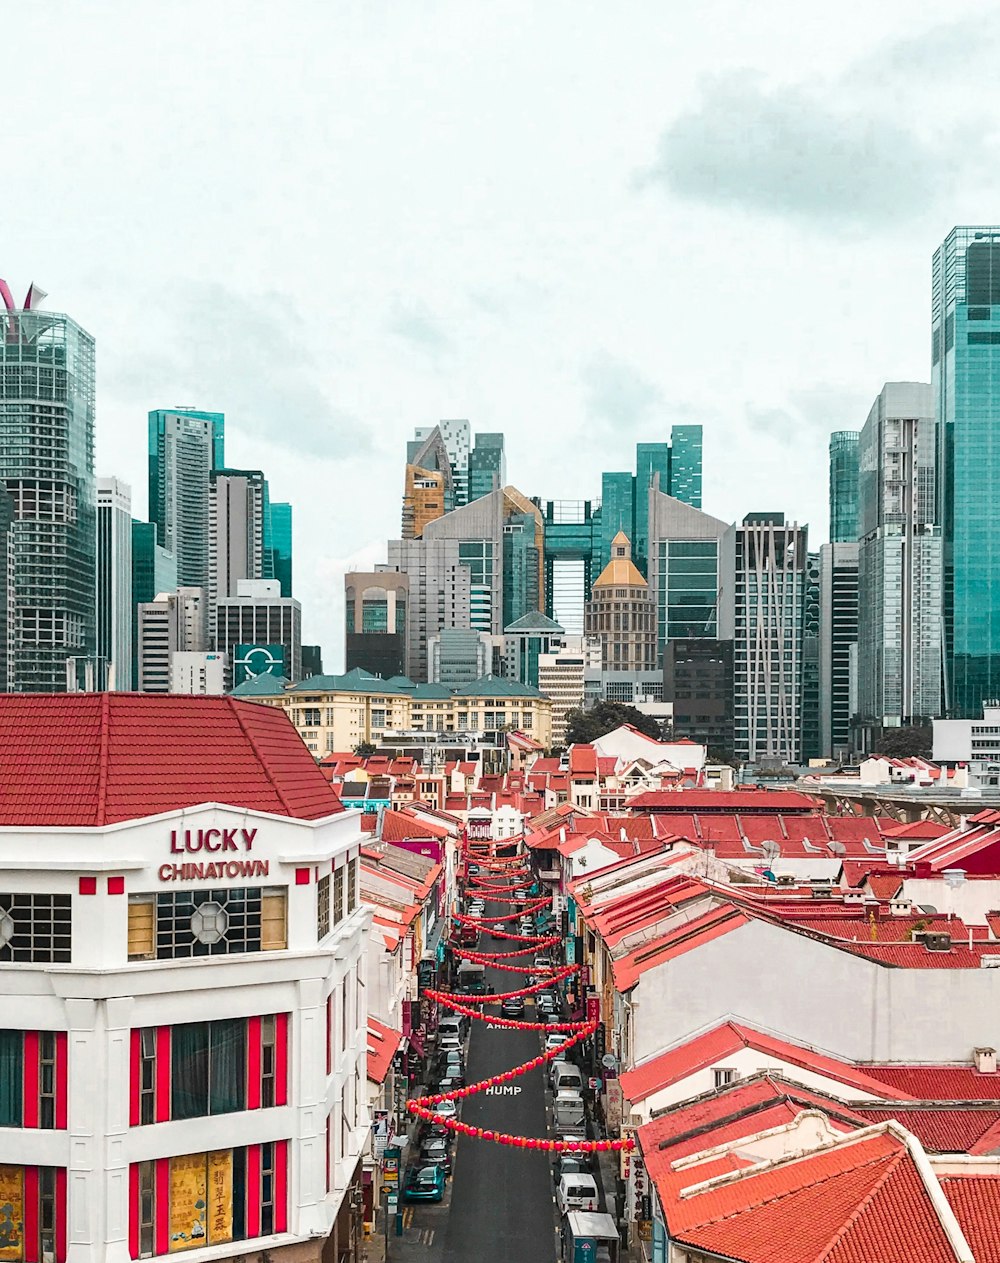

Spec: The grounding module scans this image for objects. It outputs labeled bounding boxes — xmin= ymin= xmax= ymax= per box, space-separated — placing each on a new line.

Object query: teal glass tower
xmin=0 ymin=297 xmax=96 ymax=690
xmin=469 ymin=432 xmax=506 ymax=502
xmin=263 ymin=497 xmax=293 ymax=597
xmin=934 ymin=227 xmax=1000 ymax=716
xmin=829 ymin=431 xmax=860 ymax=543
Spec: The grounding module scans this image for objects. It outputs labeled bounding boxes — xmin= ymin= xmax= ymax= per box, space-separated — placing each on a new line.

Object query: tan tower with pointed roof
xmin=585 ymin=532 xmax=657 ymax=671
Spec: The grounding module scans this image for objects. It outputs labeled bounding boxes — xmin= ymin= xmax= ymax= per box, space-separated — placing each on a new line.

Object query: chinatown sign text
xmin=159 ymin=828 xmax=269 ymax=882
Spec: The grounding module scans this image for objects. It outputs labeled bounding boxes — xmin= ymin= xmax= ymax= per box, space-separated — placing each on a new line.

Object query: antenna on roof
xmin=760 ymin=840 xmax=781 ymax=860
xmin=829 ymin=840 xmax=847 ymax=856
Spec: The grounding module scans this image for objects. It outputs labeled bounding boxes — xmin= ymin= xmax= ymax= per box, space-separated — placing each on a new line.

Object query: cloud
xmin=640 ymin=70 xmax=952 ymax=228
xmin=388 ymin=299 xmax=453 ymax=355
xmin=112 ymin=282 xmax=368 ymax=460
xmin=581 ymin=351 xmax=662 ymax=429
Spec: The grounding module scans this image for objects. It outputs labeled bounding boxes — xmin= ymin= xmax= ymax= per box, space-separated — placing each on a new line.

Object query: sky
xmin=5 ymin=1 xmax=1000 ymax=668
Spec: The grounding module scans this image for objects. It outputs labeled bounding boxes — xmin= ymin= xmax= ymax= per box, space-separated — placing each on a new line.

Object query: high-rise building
xmin=147 ymin=408 xmax=224 ymax=588
xmin=534 ymin=499 xmax=602 ymax=635
xmin=97 ymin=478 xmax=133 ymax=690
xmin=130 ymin=521 xmax=177 ymax=688
xmin=428 ymin=628 xmax=496 ymax=686
xmin=647 ymin=482 xmax=729 ymax=666
xmin=263 ymin=497 xmax=293 ymax=596
xmin=829 ymin=432 xmax=860 ymax=543
xmin=413 ymin=419 xmax=471 ymax=506
xmin=801 ymin=551 xmax=821 ymax=763
xmin=209 ymin=468 xmax=265 ymax=610
xmin=819 ymin=542 xmax=859 ymax=761
xmin=669 ymin=425 xmax=703 ymax=509
xmin=301 ymin=644 xmax=323 ymax=677
xmin=856 ymin=382 xmax=942 ymax=745
xmin=663 ymin=638 xmax=733 ymax=753
xmin=585 ymin=533 xmax=657 ymax=673
xmin=727 ymin=513 xmax=808 ymax=764
xmin=403 ymin=426 xmax=455 ymax=538
xmin=385 ymin=537 xmax=472 ymax=682
xmin=537 ymin=637 xmax=603 ymax=748
xmin=170 ymin=650 xmax=228 ymax=694
xmin=216 ymin=579 xmax=302 ymax=686
xmin=137 ymin=586 xmax=208 ymax=693
xmin=469 ymin=432 xmax=506 ymax=502
xmin=344 ymin=571 xmax=408 ymax=679
xmin=0 ymin=287 xmax=96 ymax=691
xmin=934 ymin=227 xmax=1000 ymax=715
xmin=503 ymin=611 xmax=566 ymax=687
xmin=0 ymin=484 xmax=14 ymax=691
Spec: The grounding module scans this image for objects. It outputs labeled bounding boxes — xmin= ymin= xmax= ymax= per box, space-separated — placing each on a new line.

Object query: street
xmin=440 ymin=963 xmax=557 ymax=1263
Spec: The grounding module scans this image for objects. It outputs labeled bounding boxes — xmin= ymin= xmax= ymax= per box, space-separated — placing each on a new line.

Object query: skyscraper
xmin=727 ymin=513 xmax=808 ymax=764
xmin=147 ymin=408 xmax=224 ymax=588
xmin=344 ymin=571 xmax=408 ymax=678
xmin=97 ymin=478 xmax=133 ymax=690
xmin=829 ymin=431 xmax=860 ymax=543
xmin=0 ymin=286 xmax=96 ymax=691
xmin=468 ymin=432 xmax=506 ymax=502
xmin=819 ymin=542 xmax=859 ymax=761
xmin=0 ymin=484 xmax=14 ymax=691
xmin=137 ymin=586 xmax=208 ymax=693
xmin=209 ymin=468 xmax=265 ymax=609
xmin=385 ymin=537 xmax=472 ymax=682
xmin=264 ymin=498 xmax=293 ymax=596
xmin=934 ymin=227 xmax=1000 ymax=715
xmin=856 ymin=382 xmax=942 ymax=744
xmin=585 ymin=533 xmax=657 ymax=673
xmin=215 ymin=579 xmax=302 ymax=686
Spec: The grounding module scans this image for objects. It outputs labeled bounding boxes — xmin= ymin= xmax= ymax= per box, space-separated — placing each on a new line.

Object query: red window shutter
xmin=128 ymin=1164 xmax=140 ymax=1260
xmin=155 ymin=1028 xmax=171 ymax=1122
xmin=129 ymin=1030 xmax=141 ymax=1127
xmin=326 ymin=1115 xmax=332 ymax=1192
xmin=326 ymin=995 xmax=332 ymax=1076
xmin=23 ymin=1032 xmax=39 ymax=1129
xmin=55 ymin=1033 xmax=68 ymax=1130
xmin=275 ymin=1013 xmax=289 ymax=1107
xmin=154 ymin=1159 xmax=171 ymax=1256
xmin=55 ymin=1168 xmax=67 ymax=1263
xmin=245 ymin=1145 xmax=262 ymax=1238
xmin=274 ymin=1140 xmax=288 ymax=1234
xmin=246 ymin=1016 xmax=262 ymax=1110
xmin=23 ymin=1166 xmax=39 ymax=1263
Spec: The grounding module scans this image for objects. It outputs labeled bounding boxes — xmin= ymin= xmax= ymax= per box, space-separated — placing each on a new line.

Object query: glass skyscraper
xmin=147 ymin=408 xmax=224 ymax=589
xmin=469 ymin=432 xmax=506 ymax=502
xmin=934 ymin=227 xmax=1000 ymax=716
xmin=828 ymin=431 xmax=860 ymax=543
xmin=0 ymin=302 xmax=96 ymax=691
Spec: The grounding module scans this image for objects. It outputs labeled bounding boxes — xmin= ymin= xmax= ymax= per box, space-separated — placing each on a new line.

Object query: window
xmin=0 ymin=1164 xmax=66 ymax=1263
xmin=260 ymin=890 xmax=287 ymax=950
xmin=260 ymin=1016 xmax=277 ymax=1109
xmin=128 ymin=1144 xmax=288 ymax=1258
xmin=0 ymin=1030 xmax=68 ymax=1130
xmin=317 ymin=874 xmax=331 ymax=940
xmin=128 ymin=897 xmax=155 ymax=960
xmin=171 ymin=1020 xmax=246 ymax=1119
xmin=333 ymin=866 xmax=345 ymax=926
xmin=713 ymin=1067 xmax=737 ymax=1088
xmin=0 ymin=893 xmax=71 ymax=964
xmin=346 ymin=858 xmax=357 ymax=915
xmin=139 ymin=1029 xmax=156 ymax=1125
xmin=150 ymin=887 xmax=287 ymax=960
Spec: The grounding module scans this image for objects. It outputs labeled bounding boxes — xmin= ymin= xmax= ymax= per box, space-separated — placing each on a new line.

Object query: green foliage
xmin=354 ymin=741 xmax=377 ymax=757
xmin=563 ymin=701 xmax=664 ymax=746
xmin=874 ymin=725 xmax=933 ymax=760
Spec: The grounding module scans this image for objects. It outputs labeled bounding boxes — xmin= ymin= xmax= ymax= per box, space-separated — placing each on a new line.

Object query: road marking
xmin=485 ymin=1084 xmax=522 ymax=1095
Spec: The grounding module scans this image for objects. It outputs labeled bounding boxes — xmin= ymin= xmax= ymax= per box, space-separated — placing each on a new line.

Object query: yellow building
xmin=231 ymin=668 xmax=552 ymax=756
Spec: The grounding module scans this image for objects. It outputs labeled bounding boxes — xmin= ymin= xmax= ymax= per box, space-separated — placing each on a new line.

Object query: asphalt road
xmin=440 ymin=958 xmax=556 ymax=1263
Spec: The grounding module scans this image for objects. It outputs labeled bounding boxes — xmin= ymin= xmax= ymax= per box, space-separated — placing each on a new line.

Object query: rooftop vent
xmin=974 ymin=1047 xmax=997 ymax=1073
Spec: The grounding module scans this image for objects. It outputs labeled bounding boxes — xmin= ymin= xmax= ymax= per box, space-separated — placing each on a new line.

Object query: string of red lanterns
xmin=406 ymin=833 xmax=635 ymax=1155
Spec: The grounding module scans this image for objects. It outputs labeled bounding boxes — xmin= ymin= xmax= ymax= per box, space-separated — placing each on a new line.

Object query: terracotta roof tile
xmin=940 ymin=1174 xmax=1000 ymax=1262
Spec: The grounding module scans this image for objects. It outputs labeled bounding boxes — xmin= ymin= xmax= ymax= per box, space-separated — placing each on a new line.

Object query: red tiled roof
xmin=628 ymin=790 xmax=821 ymax=813
xmin=569 ymin=744 xmax=598 ymax=776
xmin=0 ymin=693 xmax=343 ymax=825
xmin=367 ymin=1017 xmax=403 ymax=1084
xmin=380 ymin=808 xmax=450 ymax=843
xmin=940 ymin=1174 xmax=1000 ymax=1261
xmin=619 ymin=1022 xmax=913 ymax=1105
xmin=862 ymin=1065 xmax=1000 ymax=1101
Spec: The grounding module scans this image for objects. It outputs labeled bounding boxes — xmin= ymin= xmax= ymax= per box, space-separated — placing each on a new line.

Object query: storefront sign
xmin=159 ymin=859 xmax=269 ymax=882
xmin=170 ymin=1153 xmax=208 ymax=1251
xmin=170 ymin=828 xmax=258 ymax=854
xmin=605 ymin=1079 xmax=623 ymax=1132
xmin=586 ymin=996 xmax=601 ymax=1024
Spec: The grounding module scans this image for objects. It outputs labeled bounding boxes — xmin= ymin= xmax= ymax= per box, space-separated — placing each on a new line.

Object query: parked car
xmin=545 ymin=1031 xmax=567 ymax=1053
xmin=557 ymin=1173 xmax=599 ymax=1215
xmin=533 ymin=954 xmax=553 ymax=969
xmin=501 ymin=995 xmax=526 ymax=1018
xmin=432 ymin=1098 xmax=457 ymax=1119
xmin=437 ymin=1031 xmax=462 ymax=1054
xmin=536 ymin=992 xmax=557 ymax=1014
xmin=405 ymin=1164 xmax=446 ymax=1202
xmin=492 ymin=922 xmax=507 ymax=938
xmin=419 ymin=1120 xmax=452 ymax=1144
xmin=419 ymin=1135 xmax=453 ymax=1176
xmin=554 ymin=1152 xmax=593 ymax=1183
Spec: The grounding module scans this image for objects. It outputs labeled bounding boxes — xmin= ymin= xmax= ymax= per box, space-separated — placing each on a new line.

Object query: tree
xmin=563 ymin=701 xmax=664 ymax=746
xmin=353 ymin=741 xmax=377 ymax=757
xmin=874 ymin=725 xmax=933 ymax=760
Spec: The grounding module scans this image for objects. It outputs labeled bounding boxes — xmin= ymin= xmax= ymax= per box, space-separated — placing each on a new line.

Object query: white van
xmin=553 ymin=1063 xmax=584 ymax=1094
xmin=557 ymin=1173 xmax=599 ymax=1216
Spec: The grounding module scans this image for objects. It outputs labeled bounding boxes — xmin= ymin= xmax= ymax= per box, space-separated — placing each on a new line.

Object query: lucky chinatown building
xmin=0 ymin=694 xmax=371 ymax=1263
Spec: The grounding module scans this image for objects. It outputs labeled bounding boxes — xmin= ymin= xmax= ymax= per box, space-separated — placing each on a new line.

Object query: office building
xmin=403 ymin=426 xmax=457 ymax=538
xmin=170 ymin=650 xmax=228 ymax=694
xmin=0 ymin=692 xmax=368 ymax=1263
xmin=344 ymin=571 xmax=408 ymax=679
xmin=422 ymin=486 xmax=544 ymax=636
xmin=829 ymin=431 xmax=860 ymax=543
xmin=469 ymin=432 xmax=506 ymax=502
xmin=585 ymin=532 xmax=657 ymax=672
xmin=131 ymin=522 xmax=178 ymax=688
xmin=137 ymin=586 xmax=209 ymax=693
xmin=538 ymin=637 xmax=603 ymax=747
xmin=264 ymin=497 xmax=293 ymax=596
xmin=647 ymin=483 xmax=729 ymax=666
xmin=819 ymin=542 xmax=859 ymax=761
xmin=302 ymin=644 xmax=323 ymax=677
xmin=97 ymin=477 xmax=133 ymax=690
xmin=728 ymin=513 xmax=808 ymax=764
xmin=503 ymin=611 xmax=565 ymax=687
xmin=534 ymin=499 xmax=602 ymax=635
xmin=427 ymin=628 xmax=496 ymax=686
xmin=147 ymin=408 xmax=224 ymax=588
xmin=209 ymin=468 xmax=265 ymax=608
xmin=0 ymin=288 xmax=96 ymax=691
xmin=663 ymin=638 xmax=734 ymax=753
xmin=856 ymin=382 xmax=942 ymax=746
xmin=0 ymin=484 xmax=13 ymax=690
xmin=385 ymin=538 xmax=471 ymax=682
xmin=216 ymin=579 xmax=302 ymax=686
xmin=934 ymin=227 xmax=1000 ymax=715
xmin=411 ymin=419 xmax=470 ymax=504
xmin=801 ymin=551 xmax=821 ymax=763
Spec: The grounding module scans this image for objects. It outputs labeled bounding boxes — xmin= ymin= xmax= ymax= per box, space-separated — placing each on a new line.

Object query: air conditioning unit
xmin=776 ymin=874 xmax=795 ymax=886
xmin=981 ymin=955 xmax=1000 ymax=969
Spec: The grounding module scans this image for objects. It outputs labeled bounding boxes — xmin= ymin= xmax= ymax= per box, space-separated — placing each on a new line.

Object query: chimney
xmin=974 ymin=1047 xmax=997 ymax=1074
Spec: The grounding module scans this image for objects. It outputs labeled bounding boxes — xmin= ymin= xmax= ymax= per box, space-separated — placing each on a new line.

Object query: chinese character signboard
xmin=0 ymin=1166 xmax=23 ymax=1261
